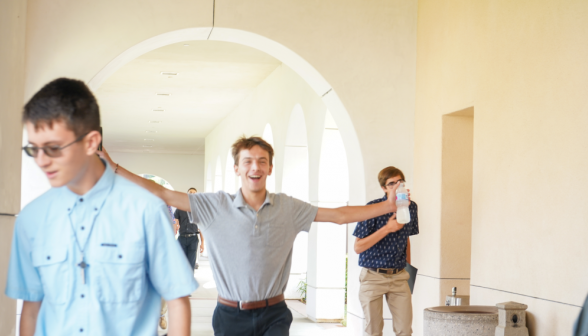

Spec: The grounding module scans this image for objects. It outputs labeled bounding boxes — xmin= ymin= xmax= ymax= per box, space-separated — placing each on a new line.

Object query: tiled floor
xmin=160 ymin=258 xmax=351 ymax=335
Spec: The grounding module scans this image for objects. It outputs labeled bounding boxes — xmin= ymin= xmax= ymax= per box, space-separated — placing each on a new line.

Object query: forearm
xmin=199 ymin=232 xmax=204 ymax=245
xmin=343 ymin=201 xmax=397 ymax=224
xmin=317 ymin=202 xmax=396 ymax=224
xmin=20 ymin=301 xmax=41 ymax=336
xmin=167 ymin=296 xmax=191 ymax=336
xmin=354 ymin=227 xmax=390 ymax=254
xmin=406 ymin=237 xmax=411 ymax=264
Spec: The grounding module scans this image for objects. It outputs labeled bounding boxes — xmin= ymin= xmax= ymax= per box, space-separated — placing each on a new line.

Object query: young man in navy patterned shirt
xmin=353 ymin=166 xmax=419 ymax=336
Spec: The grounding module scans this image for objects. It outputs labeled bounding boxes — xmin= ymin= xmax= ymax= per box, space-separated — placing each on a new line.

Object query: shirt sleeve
xmin=289 ymin=196 xmax=319 ymax=233
xmin=187 ymin=192 xmax=223 ymax=230
xmin=407 ymin=201 xmax=419 ymax=236
xmin=5 ymin=215 xmax=44 ymax=301
xmin=352 ymin=217 xmax=375 ymax=239
xmin=144 ymin=202 xmax=198 ymax=301
xmin=174 ymin=209 xmax=180 ymax=220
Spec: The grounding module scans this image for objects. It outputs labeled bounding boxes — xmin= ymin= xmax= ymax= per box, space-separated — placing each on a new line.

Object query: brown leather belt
xmin=218 ymin=294 xmax=285 ymax=310
xmin=368 ymin=267 xmax=404 ymax=275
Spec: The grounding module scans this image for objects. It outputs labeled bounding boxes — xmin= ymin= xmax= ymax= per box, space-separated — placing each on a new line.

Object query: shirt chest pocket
xmin=32 ymin=246 xmax=70 ymax=305
xmin=93 ymin=245 xmax=145 ymax=303
xmin=266 ymin=221 xmax=287 ymax=247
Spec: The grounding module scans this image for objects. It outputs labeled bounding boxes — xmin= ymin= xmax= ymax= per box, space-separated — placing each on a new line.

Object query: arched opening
xmin=87 ymin=27 xmax=365 ymax=208
xmin=281 ymin=104 xmax=310 ymax=299
xmin=306 ymin=110 xmax=349 ymax=322
xmin=213 ymin=156 xmax=223 ymax=192
xmin=224 ymin=150 xmax=236 ymax=194
xmin=262 ymin=124 xmax=276 ymax=193
xmin=206 ymin=162 xmax=213 ymax=192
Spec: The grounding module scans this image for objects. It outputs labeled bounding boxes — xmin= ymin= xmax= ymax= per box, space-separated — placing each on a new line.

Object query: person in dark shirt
xmin=353 ymin=166 xmax=419 ymax=336
xmin=174 ymin=188 xmax=204 ymax=271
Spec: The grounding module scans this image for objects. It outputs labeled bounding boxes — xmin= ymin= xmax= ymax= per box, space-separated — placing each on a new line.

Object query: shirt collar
xmin=62 ymin=159 xmax=115 ymax=214
xmin=233 ymin=189 xmax=274 ymax=209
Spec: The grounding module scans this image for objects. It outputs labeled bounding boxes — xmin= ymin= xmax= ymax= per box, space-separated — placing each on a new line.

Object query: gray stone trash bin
xmin=424 ymin=306 xmax=498 ymax=336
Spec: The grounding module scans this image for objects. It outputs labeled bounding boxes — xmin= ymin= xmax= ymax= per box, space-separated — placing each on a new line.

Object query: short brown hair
xmin=378 ymin=166 xmax=405 ymax=187
xmin=23 ymin=78 xmax=100 ymax=137
xmin=231 ymin=136 xmax=274 ymax=166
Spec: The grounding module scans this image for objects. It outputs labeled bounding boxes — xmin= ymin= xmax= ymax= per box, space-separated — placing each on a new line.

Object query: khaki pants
xmin=359 ymin=268 xmax=412 ymax=336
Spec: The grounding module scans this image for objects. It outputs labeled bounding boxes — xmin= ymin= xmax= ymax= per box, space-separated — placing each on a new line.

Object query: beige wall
xmin=414 ymin=0 xmax=588 ymax=335
xmin=21 ymin=0 xmax=417 ymax=204
xmin=108 ymin=152 xmax=205 ymax=194
xmin=0 ymin=0 xmax=27 ymax=334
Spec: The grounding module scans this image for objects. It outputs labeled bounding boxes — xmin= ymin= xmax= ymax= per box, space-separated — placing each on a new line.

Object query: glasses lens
xmin=44 ymin=146 xmax=62 ymax=158
xmin=23 ymin=146 xmax=37 ymax=157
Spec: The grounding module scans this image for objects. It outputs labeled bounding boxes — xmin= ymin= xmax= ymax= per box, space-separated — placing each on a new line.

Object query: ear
xmin=268 ymin=164 xmax=273 ymax=176
xmin=84 ymin=130 xmax=101 ymax=155
xmin=234 ymin=164 xmax=240 ymax=176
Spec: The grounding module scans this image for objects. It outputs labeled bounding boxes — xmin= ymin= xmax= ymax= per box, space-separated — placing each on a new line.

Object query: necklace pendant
xmin=78 ymin=260 xmax=88 ymax=285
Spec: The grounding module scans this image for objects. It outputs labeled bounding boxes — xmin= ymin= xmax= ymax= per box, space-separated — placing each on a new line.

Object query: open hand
xmin=96 ymin=147 xmax=116 ymax=169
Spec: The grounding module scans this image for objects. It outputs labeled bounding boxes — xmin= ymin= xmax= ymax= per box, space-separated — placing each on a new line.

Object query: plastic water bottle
xmin=395 ymin=182 xmax=411 ymax=224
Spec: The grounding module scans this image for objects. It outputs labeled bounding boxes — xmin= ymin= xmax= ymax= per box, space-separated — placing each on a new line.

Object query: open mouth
xmin=248 ymin=175 xmax=261 ymax=180
xmin=45 ymin=170 xmax=58 ymax=179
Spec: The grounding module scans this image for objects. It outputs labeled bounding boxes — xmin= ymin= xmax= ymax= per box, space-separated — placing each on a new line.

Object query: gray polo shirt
xmin=188 ymin=190 xmax=318 ymax=301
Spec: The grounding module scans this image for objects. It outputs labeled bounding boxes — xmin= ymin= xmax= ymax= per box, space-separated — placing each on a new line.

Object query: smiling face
xmin=25 ymin=120 xmax=99 ymax=188
xmin=234 ymin=145 xmax=273 ymax=194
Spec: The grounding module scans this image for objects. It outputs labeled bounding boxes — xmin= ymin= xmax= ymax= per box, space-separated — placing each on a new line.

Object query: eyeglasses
xmin=386 ymin=180 xmax=405 ymax=188
xmin=22 ymin=132 xmax=89 ymax=158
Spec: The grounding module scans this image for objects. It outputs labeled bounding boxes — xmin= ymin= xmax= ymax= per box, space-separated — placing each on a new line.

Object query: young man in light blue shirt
xmin=5 ymin=78 xmax=198 ymax=336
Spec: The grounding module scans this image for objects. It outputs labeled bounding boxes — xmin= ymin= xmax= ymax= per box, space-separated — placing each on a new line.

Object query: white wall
xmin=109 ymin=152 xmax=204 ymax=194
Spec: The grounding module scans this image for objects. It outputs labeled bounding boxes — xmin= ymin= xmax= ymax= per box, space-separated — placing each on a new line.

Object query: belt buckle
xmin=239 ymin=301 xmax=247 ymax=310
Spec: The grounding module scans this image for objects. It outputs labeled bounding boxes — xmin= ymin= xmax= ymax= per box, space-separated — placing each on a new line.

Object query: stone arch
xmin=87 ymin=27 xmax=365 ymax=206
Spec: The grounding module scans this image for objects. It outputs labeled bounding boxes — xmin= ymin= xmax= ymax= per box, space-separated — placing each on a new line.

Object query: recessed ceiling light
xmin=152 ymin=109 xmax=165 ymax=112
xmin=161 ymin=72 xmax=178 ymax=76
xmin=144 ymin=138 xmax=154 ymax=141
xmin=145 ymin=130 xmax=157 ymax=133
xmin=156 ymin=93 xmax=171 ymax=96
xmin=183 ymin=44 xmax=189 ymax=47
xmin=143 ymin=145 xmax=153 ymax=148
xmin=148 ymin=121 xmax=161 ymax=124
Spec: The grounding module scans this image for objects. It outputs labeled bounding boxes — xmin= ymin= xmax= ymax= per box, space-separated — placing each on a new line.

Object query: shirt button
xmin=118 ymin=255 xmax=123 ymax=259
xmin=81 ymin=294 xmax=85 ymax=298
xmin=80 ymin=328 xmax=84 ymax=332
xmin=94 ymin=208 xmax=98 ymax=211
xmin=47 ymin=256 xmax=51 ymax=260
xmin=81 ymin=226 xmax=85 ymax=230
xmin=255 ymin=225 xmax=258 ymax=229
xmin=79 ymin=198 xmax=83 ymax=202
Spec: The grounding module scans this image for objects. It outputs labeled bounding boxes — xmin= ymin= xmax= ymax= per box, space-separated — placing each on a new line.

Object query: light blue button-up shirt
xmin=5 ymin=162 xmax=198 ymax=335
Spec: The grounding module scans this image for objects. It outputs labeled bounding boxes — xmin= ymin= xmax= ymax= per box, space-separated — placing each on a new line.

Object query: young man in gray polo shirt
xmin=99 ymin=136 xmax=403 ymax=335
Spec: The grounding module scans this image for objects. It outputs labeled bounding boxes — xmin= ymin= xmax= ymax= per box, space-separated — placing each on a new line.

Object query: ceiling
xmin=96 ymin=41 xmax=281 ymax=154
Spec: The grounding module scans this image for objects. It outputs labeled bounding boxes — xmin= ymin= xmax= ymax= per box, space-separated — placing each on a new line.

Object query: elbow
xmin=353 ymin=242 xmax=363 ymax=255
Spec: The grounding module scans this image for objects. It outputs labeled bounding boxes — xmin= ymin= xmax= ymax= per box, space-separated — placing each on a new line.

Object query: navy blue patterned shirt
xmin=353 ymin=195 xmax=419 ymax=269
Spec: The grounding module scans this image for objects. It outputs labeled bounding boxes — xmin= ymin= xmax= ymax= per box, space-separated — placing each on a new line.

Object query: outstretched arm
xmin=315 ymin=184 xmax=403 ymax=224
xmin=97 ymin=148 xmax=191 ymax=211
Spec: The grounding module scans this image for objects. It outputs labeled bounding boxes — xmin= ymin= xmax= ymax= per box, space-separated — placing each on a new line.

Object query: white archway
xmin=306 ymin=110 xmax=349 ymax=322
xmin=205 ymin=162 xmax=213 ymax=192
xmin=224 ymin=150 xmax=236 ymax=194
xmin=262 ymin=124 xmax=276 ymax=193
xmin=87 ymin=27 xmax=365 ymax=207
xmin=281 ymin=104 xmax=310 ymax=299
xmin=213 ymin=156 xmax=223 ymax=192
